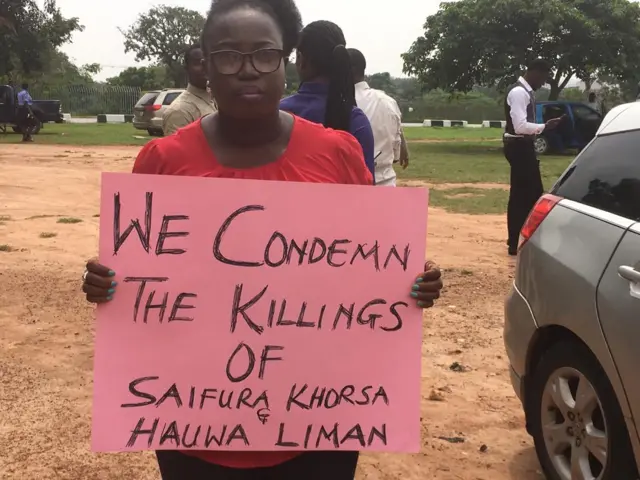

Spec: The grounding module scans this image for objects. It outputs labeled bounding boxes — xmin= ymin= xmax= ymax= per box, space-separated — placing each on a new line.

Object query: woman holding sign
xmin=81 ymin=0 xmax=443 ymax=477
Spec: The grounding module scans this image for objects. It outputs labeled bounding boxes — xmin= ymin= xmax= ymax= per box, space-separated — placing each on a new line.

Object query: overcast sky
xmin=55 ymin=0 xmax=444 ymax=81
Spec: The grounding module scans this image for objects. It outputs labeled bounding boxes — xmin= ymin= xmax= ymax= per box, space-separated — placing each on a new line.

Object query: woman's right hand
xmin=82 ymin=259 xmax=117 ymax=304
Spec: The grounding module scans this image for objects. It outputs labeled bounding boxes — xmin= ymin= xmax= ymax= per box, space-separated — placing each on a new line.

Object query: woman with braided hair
xmin=281 ymin=20 xmax=376 ymax=183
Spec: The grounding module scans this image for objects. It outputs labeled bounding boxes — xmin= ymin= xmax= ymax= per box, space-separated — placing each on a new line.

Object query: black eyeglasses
xmin=209 ymin=48 xmax=284 ymax=75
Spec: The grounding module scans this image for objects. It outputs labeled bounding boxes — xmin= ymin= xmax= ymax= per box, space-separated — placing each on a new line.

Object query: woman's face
xmin=205 ymin=8 xmax=285 ymax=119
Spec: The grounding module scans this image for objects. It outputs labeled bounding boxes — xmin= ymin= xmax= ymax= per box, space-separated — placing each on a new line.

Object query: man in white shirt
xmin=348 ymin=48 xmax=408 ymax=186
xmin=504 ymin=59 xmax=563 ymax=256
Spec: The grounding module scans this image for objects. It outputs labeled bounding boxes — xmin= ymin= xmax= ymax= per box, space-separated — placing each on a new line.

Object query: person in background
xmin=280 ymin=21 xmax=375 ymax=183
xmin=162 ymin=45 xmax=217 ymax=136
xmin=348 ymin=48 xmax=408 ymax=187
xmin=80 ymin=0 xmax=443 ymax=477
xmin=587 ymin=91 xmax=601 ymax=113
xmin=16 ymin=83 xmax=36 ymax=142
xmin=503 ymin=59 xmax=564 ymax=256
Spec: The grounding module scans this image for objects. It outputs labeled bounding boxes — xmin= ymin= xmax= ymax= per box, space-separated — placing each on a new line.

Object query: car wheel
xmin=528 ymin=341 xmax=638 ymax=480
xmin=534 ymin=137 xmax=549 ymax=155
xmin=12 ymin=126 xmax=21 ymax=134
xmin=147 ymin=128 xmax=163 ymax=137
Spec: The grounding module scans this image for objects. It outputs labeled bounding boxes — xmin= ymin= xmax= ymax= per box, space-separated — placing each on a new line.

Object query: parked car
xmin=0 ymin=84 xmax=63 ymax=134
xmin=504 ymin=102 xmax=640 ymax=479
xmin=534 ymin=101 xmax=603 ymax=155
xmin=132 ymin=88 xmax=184 ymax=137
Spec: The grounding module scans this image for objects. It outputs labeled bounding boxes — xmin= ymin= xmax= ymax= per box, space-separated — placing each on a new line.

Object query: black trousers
xmin=17 ymin=106 xmax=35 ymax=140
xmin=504 ymin=139 xmax=543 ymax=250
xmin=156 ymin=451 xmax=359 ymax=480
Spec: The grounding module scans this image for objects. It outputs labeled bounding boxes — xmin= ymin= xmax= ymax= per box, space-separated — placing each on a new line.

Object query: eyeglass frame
xmin=208 ymin=48 xmax=285 ymax=76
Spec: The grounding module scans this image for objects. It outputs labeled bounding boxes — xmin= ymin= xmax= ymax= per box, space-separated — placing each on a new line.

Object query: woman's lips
xmin=237 ymin=86 xmax=264 ymax=99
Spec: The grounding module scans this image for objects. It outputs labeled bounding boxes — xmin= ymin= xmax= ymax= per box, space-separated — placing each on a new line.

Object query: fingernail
xmin=108 ymin=288 xmax=115 ymax=294
xmin=412 ymin=284 xmax=420 ymax=291
xmin=111 ymin=281 xmax=117 ymax=287
xmin=108 ymin=270 xmax=115 ymax=276
xmin=410 ymin=292 xmax=418 ymax=298
xmin=106 ymin=296 xmax=112 ymax=301
xmin=416 ymin=277 xmax=423 ymax=282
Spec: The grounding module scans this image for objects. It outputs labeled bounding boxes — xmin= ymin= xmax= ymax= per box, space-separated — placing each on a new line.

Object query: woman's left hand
xmin=410 ymin=260 xmax=443 ymax=309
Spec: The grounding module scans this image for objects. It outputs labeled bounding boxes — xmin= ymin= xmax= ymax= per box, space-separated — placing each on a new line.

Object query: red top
xmin=131 ymin=115 xmax=372 ymax=468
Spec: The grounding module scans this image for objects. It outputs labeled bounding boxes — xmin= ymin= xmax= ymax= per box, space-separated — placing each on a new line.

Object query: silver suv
xmin=504 ymin=102 xmax=640 ymax=479
xmin=133 ymin=88 xmax=184 ymax=136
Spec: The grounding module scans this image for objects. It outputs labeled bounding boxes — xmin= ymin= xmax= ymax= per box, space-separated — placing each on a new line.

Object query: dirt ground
xmin=0 ymin=144 xmax=543 ymax=480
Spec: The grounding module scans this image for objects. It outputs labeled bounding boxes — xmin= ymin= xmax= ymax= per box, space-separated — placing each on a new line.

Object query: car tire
xmin=147 ymin=128 xmax=163 ymax=137
xmin=528 ymin=341 xmax=638 ymax=480
xmin=11 ymin=121 xmax=40 ymax=134
xmin=534 ymin=137 xmax=550 ymax=155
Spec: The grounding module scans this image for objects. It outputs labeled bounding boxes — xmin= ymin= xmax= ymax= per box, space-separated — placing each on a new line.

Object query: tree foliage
xmin=0 ymin=0 xmax=82 ymax=77
xmin=106 ymin=65 xmax=172 ymax=90
xmin=402 ymin=0 xmax=640 ymax=99
xmin=120 ymin=6 xmax=205 ymax=87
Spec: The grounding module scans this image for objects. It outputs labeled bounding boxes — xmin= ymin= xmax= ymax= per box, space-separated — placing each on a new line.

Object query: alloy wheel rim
xmin=541 ymin=367 xmax=608 ymax=480
xmin=535 ymin=138 xmax=547 ymax=153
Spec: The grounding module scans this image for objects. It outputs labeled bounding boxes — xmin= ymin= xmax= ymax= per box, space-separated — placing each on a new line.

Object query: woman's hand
xmin=82 ymin=258 xmax=117 ymax=304
xmin=410 ymin=260 xmax=443 ymax=309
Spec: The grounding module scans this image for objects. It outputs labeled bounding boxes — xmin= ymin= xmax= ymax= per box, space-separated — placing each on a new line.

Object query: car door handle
xmin=619 ymin=265 xmax=640 ymax=283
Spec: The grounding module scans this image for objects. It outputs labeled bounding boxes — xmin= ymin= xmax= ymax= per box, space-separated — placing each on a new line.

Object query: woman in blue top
xmin=280 ymin=20 xmax=376 ymax=183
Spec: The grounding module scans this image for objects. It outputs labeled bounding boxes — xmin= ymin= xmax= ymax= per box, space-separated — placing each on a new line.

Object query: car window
xmin=553 ymin=131 xmax=640 ymax=220
xmin=136 ymin=92 xmax=158 ymax=107
xmin=572 ymin=104 xmax=601 ymax=121
xmin=542 ymin=104 xmax=568 ymax=122
xmin=162 ymin=92 xmax=181 ymax=105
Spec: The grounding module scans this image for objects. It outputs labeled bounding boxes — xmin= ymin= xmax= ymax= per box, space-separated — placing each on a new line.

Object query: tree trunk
xmin=548 ymin=81 xmax=561 ymax=100
xmin=584 ymin=78 xmax=593 ymax=92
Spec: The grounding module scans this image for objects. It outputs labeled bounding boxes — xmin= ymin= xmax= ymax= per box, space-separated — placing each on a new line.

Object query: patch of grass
xmin=39 ymin=232 xmax=57 ymax=238
xmin=93 ymin=214 xmax=100 ymax=218
xmin=0 ymin=215 xmax=11 ymax=221
xmin=57 ymin=217 xmax=83 ymax=224
xmin=429 ymin=187 xmax=509 ymax=215
xmin=403 ymin=126 xmax=503 ymax=142
xmin=0 ymin=123 xmax=151 ymax=146
xmin=399 ymin=142 xmax=573 ymax=188
xmin=26 ymin=214 xmax=57 ymax=220
xmin=0 ymin=244 xmax=15 ymax=252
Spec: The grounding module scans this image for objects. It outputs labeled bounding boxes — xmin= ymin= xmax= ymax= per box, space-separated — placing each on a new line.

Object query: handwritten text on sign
xmin=92 ymin=173 xmax=428 ymax=453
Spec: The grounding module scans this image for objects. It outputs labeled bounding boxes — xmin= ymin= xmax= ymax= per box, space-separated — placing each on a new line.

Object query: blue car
xmin=534 ymin=101 xmax=603 ymax=155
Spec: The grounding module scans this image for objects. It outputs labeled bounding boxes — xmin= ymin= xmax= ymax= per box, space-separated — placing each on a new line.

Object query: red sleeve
xmin=132 ymin=140 xmax=165 ymax=174
xmin=333 ymin=130 xmax=374 ymax=185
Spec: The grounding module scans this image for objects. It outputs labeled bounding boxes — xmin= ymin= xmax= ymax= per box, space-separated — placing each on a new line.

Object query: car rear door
xmin=595 ymin=130 xmax=640 ymax=436
xmin=570 ymin=103 xmax=602 ymax=145
xmin=535 ymin=130 xmax=640 ymax=427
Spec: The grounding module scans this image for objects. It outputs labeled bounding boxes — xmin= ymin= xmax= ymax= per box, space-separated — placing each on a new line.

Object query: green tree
xmin=285 ymin=62 xmax=299 ymax=94
xmin=120 ymin=5 xmax=205 ymax=87
xmin=24 ymin=51 xmax=96 ymax=86
xmin=402 ymin=0 xmax=640 ymax=100
xmin=0 ymin=0 xmax=82 ymax=77
xmin=366 ymin=72 xmax=396 ymax=95
xmin=106 ymin=65 xmax=171 ymax=90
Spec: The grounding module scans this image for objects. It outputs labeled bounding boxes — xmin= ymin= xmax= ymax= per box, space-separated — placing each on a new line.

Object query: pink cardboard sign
xmin=93 ymin=172 xmax=428 ymax=453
